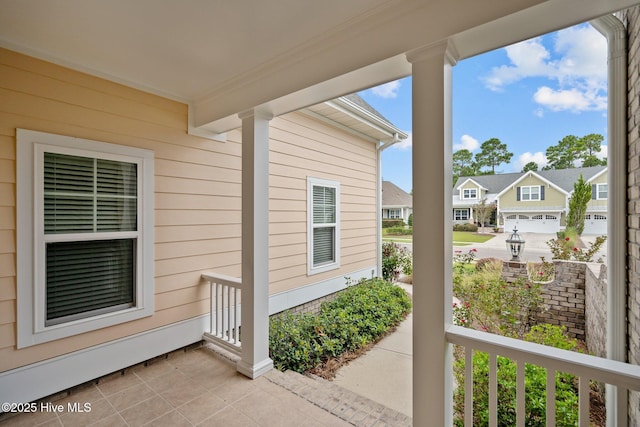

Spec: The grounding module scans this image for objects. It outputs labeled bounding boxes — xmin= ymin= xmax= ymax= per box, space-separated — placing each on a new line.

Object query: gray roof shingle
xmin=453 ymin=166 xmax=607 ymax=194
xmin=382 ymin=181 xmax=412 ymax=207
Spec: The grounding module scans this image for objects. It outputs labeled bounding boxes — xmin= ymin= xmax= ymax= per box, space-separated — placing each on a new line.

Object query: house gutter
xmin=591 ymin=14 xmax=627 ymax=427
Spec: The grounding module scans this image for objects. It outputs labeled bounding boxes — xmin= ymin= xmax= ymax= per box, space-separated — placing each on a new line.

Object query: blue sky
xmin=358 ymin=23 xmax=608 ymax=193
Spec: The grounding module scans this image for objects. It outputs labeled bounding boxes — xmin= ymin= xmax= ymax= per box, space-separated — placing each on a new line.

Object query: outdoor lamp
xmin=506 ymin=228 xmax=525 ymax=261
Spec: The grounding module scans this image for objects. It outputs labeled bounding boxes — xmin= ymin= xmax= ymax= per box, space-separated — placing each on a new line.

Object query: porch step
xmin=265 ymin=369 xmax=412 ymax=426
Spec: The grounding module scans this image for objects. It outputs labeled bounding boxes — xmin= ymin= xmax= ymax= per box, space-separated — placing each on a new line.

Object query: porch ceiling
xmin=1 ymin=0 xmax=639 ymax=134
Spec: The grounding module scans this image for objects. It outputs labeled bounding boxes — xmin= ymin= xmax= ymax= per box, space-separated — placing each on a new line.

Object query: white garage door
xmin=583 ymin=214 xmax=607 ymax=235
xmin=504 ymin=213 xmax=560 ymax=233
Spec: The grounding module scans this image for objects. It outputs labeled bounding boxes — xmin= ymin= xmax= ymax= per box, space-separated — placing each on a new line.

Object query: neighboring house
xmin=453 ymin=166 xmax=608 ymax=234
xmin=1 ymin=2 xmax=640 ymax=426
xmin=381 ymin=180 xmax=412 ymax=224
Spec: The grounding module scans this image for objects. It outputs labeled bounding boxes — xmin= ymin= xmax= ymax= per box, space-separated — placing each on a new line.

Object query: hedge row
xmin=269 ymin=278 xmax=412 ymax=373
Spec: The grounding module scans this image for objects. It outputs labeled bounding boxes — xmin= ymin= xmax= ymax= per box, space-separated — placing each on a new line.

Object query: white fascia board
xmin=191 ymin=55 xmax=411 ymax=133
xmin=585 ymin=167 xmax=608 ymax=183
xmin=455 ymin=178 xmax=487 ymax=191
xmin=331 ymin=97 xmax=408 ymax=141
xmin=495 ymin=171 xmax=569 ymax=199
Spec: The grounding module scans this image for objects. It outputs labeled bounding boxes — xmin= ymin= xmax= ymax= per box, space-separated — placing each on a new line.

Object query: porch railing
xmin=446 ymin=325 xmax=640 ymax=427
xmin=201 ymin=272 xmax=243 ymax=356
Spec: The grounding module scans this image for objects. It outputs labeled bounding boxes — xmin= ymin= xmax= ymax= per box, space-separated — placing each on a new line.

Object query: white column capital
xmin=238 ymin=107 xmax=274 ymax=121
xmin=406 ymin=39 xmax=459 ymax=66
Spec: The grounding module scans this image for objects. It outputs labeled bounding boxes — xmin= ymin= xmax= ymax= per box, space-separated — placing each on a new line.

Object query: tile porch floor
xmin=0 ymin=344 xmax=411 ymax=427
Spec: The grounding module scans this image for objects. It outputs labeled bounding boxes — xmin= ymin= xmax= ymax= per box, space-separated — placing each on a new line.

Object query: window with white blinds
xmin=16 ymin=129 xmax=154 ymax=348
xmin=43 ymin=152 xmax=137 ymax=326
xmin=307 ymin=177 xmax=340 ymax=275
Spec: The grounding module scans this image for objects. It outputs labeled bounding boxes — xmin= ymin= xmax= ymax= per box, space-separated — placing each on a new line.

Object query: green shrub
xmin=408 ymin=213 xmax=413 ymax=226
xmin=384 ymin=226 xmax=413 ymax=235
xmin=454 ymin=324 xmax=581 ymax=427
xmin=269 ymin=278 xmax=412 ymax=373
xmin=382 ymin=219 xmax=404 ymax=228
xmin=453 ymin=264 xmax=542 ymax=338
xmin=382 ymin=241 xmax=412 ymax=281
xmin=453 ymin=223 xmax=479 ymax=232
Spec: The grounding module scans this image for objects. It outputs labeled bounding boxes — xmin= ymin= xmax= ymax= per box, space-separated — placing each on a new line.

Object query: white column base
xmin=237 ymin=358 xmax=274 ymax=379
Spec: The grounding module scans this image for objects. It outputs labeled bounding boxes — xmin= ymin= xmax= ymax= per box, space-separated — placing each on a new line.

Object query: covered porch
xmin=2 ymin=0 xmax=640 ymax=425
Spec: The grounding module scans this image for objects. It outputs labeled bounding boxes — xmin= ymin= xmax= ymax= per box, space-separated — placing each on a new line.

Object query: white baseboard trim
xmin=237 ymin=357 xmax=274 ymax=379
xmin=1 ymin=266 xmax=379 ymax=405
xmin=0 ymin=315 xmax=209 ymax=405
xmin=269 ymin=265 xmax=377 ymax=315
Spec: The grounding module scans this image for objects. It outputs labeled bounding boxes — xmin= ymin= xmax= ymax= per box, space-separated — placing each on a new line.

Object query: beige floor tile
xmin=210 ymin=374 xmax=261 ymax=404
xmin=53 ymin=385 xmax=104 ymax=405
xmin=89 ymin=413 xmax=127 ymax=427
xmin=190 ymin=365 xmax=239 ymax=391
xmin=107 ymin=383 xmax=158 ymax=412
xmin=118 ymin=397 xmax=173 ymax=427
xmin=144 ymin=370 xmax=191 ymax=394
xmin=96 ymin=373 xmax=143 ymax=397
xmin=176 ymin=392 xmax=227 ymax=425
xmin=198 ymin=405 xmax=259 ymax=427
xmin=158 ymin=378 xmax=208 ymax=407
xmin=132 ymin=360 xmax=178 ymax=382
xmin=143 ymin=410 xmax=191 ymax=427
xmin=0 ymin=408 xmax=59 ymax=426
xmin=58 ymin=398 xmax=117 ymax=427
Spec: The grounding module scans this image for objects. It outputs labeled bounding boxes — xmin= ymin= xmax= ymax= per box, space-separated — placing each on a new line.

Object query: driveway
xmin=453 ymin=232 xmax=607 ymax=263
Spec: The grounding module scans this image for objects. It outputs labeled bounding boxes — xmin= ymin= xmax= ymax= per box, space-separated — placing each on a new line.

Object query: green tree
xmin=453 ymin=149 xmax=478 ymax=177
xmin=521 ymin=161 xmax=538 ymax=172
xmin=544 ymin=135 xmax=581 ymax=170
xmin=474 ymin=138 xmax=513 ymax=174
xmin=472 ymin=198 xmax=496 ymax=233
xmin=544 ymin=133 xmax=606 ymax=170
xmin=566 ymin=175 xmax=592 ymax=235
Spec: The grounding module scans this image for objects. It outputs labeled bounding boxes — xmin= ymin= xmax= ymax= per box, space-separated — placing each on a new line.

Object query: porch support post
xmin=407 ymin=40 xmax=457 ymax=426
xmin=592 ymin=15 xmax=628 ymax=427
xmin=237 ymin=109 xmax=274 ymax=379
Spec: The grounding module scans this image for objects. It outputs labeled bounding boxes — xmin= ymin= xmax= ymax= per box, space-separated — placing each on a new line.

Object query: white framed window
xmin=520 ymin=186 xmax=540 ymax=201
xmin=17 ymin=129 xmax=154 ymax=348
xmin=596 ymin=183 xmax=608 ymax=200
xmin=307 ymin=177 xmax=340 ymax=275
xmin=389 ymin=208 xmax=402 ymax=219
xmin=453 ymin=209 xmax=469 ymax=220
xmin=462 ymin=188 xmax=477 ymax=199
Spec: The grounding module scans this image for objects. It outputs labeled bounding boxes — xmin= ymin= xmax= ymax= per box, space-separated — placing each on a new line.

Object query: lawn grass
xmin=453 ymin=231 xmax=494 ymax=244
xmin=383 ymin=231 xmax=495 ymax=245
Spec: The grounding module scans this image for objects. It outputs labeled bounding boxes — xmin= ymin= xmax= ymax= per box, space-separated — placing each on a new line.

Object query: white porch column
xmin=237 ymin=109 xmax=274 ymax=379
xmin=407 ymin=41 xmax=456 ymax=426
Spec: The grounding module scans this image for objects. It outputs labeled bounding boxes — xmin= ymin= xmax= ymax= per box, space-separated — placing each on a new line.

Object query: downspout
xmin=376 ymin=133 xmax=402 ymax=277
xmin=591 ymin=14 xmax=627 ymax=427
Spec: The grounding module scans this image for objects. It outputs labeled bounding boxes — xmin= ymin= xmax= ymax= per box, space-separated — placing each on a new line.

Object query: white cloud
xmin=453 ymin=134 xmax=479 ymax=151
xmin=514 ymin=151 xmax=548 ymax=171
xmin=533 ymin=86 xmax=606 ymax=112
xmin=597 ymin=145 xmax=608 ymax=160
xmin=391 ymin=132 xmax=412 ymax=150
xmin=369 ymin=81 xmax=401 ymax=99
xmin=482 ymin=24 xmax=607 ymax=113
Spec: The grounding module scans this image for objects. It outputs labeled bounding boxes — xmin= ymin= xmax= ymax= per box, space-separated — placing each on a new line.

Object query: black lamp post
xmin=505 ymin=228 xmax=525 ymax=261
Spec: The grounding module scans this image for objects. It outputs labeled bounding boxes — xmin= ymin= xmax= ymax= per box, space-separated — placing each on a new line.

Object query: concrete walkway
xmin=332 ymin=284 xmax=413 ymax=418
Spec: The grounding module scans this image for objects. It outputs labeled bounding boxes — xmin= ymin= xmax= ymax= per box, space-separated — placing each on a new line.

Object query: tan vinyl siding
xmin=588 ymin=171 xmax=608 ymax=209
xmin=0 ymin=48 xmax=243 ymax=372
xmin=0 ymin=47 xmax=379 ymax=373
xmin=269 ymin=113 xmax=377 ymax=295
xmin=499 ymin=175 xmax=566 ymax=209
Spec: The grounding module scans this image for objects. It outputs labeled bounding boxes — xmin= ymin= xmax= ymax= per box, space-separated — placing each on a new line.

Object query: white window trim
xmin=453 ymin=209 xmax=469 ymax=221
xmin=596 ymin=183 xmax=608 ymax=200
xmin=462 ymin=188 xmax=477 ymax=200
xmin=307 ymin=177 xmax=340 ymax=275
xmin=17 ymin=129 xmax=154 ymax=348
xmin=520 ymin=185 xmax=540 ymax=201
